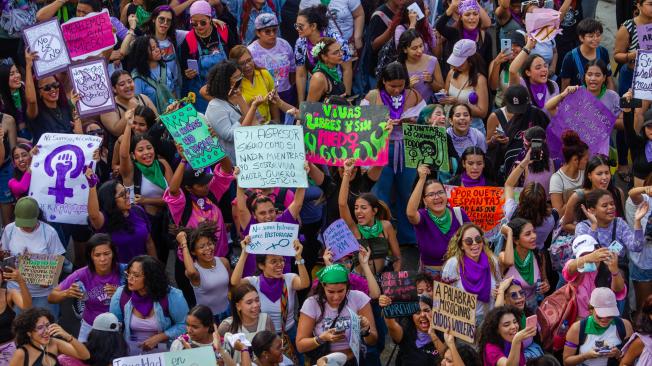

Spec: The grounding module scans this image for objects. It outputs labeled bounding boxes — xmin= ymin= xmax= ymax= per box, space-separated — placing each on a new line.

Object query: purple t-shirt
xmin=483 ymin=343 xmax=525 ymax=366
xmin=59 ymin=267 xmax=121 ymax=325
xmin=242 ymin=209 xmax=298 ymax=276
xmin=99 ymin=206 xmax=151 ymax=263
xmin=414 ymin=207 xmax=470 ymax=266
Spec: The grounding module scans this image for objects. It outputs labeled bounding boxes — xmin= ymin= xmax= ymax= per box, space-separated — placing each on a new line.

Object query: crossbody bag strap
xmin=280 ymin=278 xmax=288 ymax=331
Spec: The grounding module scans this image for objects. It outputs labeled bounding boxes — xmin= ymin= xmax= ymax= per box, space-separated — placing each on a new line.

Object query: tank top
xmin=0 ymin=291 xmax=15 ymax=344
xmin=316 ymin=70 xmax=346 ymax=103
xmin=130 ymin=314 xmax=160 ymax=342
xmin=139 ymin=175 xmax=166 ymax=198
xmin=578 ymin=322 xmax=623 ymax=366
xmin=19 ymin=344 xmax=61 ymax=366
xmin=624 ymin=19 xmax=640 ymax=53
xmin=192 ymin=257 xmax=230 ymax=315
xmin=408 ymin=57 xmax=438 ymax=102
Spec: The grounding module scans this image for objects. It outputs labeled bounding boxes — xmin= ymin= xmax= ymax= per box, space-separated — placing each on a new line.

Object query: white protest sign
xmin=234 ymin=125 xmax=307 ymax=188
xmin=113 ymin=346 xmax=216 ymax=366
xmin=29 ymin=133 xmax=102 ymax=224
xmin=323 ymin=219 xmax=359 ymax=261
xmin=246 ymin=222 xmax=299 ymax=257
xmin=634 ymin=50 xmax=652 ymax=101
xmin=349 ymin=308 xmax=360 ymax=365
xmin=69 ymin=59 xmax=116 ymax=117
xmin=22 ymin=19 xmax=71 ymax=78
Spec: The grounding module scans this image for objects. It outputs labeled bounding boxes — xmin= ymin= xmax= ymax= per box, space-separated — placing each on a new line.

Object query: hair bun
xmin=561 ymin=129 xmax=582 ymax=146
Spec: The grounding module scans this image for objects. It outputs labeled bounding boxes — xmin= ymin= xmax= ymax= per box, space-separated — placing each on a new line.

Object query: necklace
xmin=199 ymin=258 xmax=217 ymax=270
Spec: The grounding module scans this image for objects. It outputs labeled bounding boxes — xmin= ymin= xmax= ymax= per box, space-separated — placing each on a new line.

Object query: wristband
xmin=295 ymin=258 xmax=305 ymax=265
xmin=522 ymin=48 xmax=531 ymax=55
xmin=86 ymin=173 xmax=99 ymax=188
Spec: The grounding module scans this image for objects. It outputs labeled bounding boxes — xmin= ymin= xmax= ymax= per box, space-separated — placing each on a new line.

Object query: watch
xmin=295 ymin=258 xmax=305 ymax=265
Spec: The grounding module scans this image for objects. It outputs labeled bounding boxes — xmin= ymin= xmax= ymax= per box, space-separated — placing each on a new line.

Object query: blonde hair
xmin=445 ymin=223 xmax=499 ymax=281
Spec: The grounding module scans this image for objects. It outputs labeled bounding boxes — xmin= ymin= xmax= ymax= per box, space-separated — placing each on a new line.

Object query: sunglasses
xmin=86 ymin=129 xmax=104 ymax=136
xmin=157 ymin=16 xmax=172 ymax=25
xmin=191 ymin=20 xmax=209 ymax=28
xmin=462 ymin=235 xmax=483 ymax=246
xmin=293 ymin=23 xmax=305 ymax=31
xmin=509 ymin=290 xmax=526 ymax=300
xmin=39 ymin=82 xmax=60 ymax=91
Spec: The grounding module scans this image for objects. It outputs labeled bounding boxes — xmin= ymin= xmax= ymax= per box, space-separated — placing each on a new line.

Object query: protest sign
xmin=349 ymin=309 xmax=360 ymax=365
xmin=113 ymin=345 xmax=216 ymax=366
xmin=639 ymin=24 xmax=652 ymax=51
xmin=18 ymin=253 xmax=64 ymax=286
xmin=300 ymin=102 xmax=390 ymax=167
xmin=234 ymin=125 xmax=307 ymax=188
xmin=323 ymin=219 xmax=359 ymax=261
xmin=61 ymin=10 xmax=117 ymax=60
xmin=546 ymin=88 xmax=616 ymax=160
xmin=380 ymin=271 xmax=419 ymax=318
xmin=403 ymin=124 xmax=449 ymax=170
xmin=29 ymin=133 xmax=102 ymax=224
xmin=160 ymin=104 xmax=226 ymax=169
xmin=22 ymin=19 xmax=71 ymax=78
xmin=432 ymin=281 xmax=478 ymax=343
xmin=69 ymin=59 xmax=115 ymax=117
xmin=634 ymin=50 xmax=652 ymax=101
xmin=246 ymin=222 xmax=299 ymax=257
xmin=524 ymin=8 xmax=561 ymax=42
xmin=449 ymin=186 xmax=505 ymax=233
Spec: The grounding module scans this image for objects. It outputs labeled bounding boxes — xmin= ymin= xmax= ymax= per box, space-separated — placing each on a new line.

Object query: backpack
xmin=375 ymin=37 xmax=398 ymax=80
xmin=571 ymin=47 xmax=605 ymax=84
xmin=537 ymin=282 xmax=578 ymax=351
xmin=119 ymin=287 xmax=170 ymax=318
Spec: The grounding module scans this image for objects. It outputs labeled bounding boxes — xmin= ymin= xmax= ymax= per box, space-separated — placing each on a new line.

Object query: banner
xmin=639 ymin=24 xmax=652 ymax=51
xmin=323 ymin=219 xmax=359 ymax=261
xmin=449 ymin=186 xmax=505 ymax=233
xmin=69 ymin=59 xmax=115 ymax=117
xmin=246 ymin=222 xmax=299 ymax=257
xmin=546 ymin=88 xmax=616 ymax=160
xmin=634 ymin=50 xmax=652 ymax=101
xmin=61 ymin=10 xmax=117 ymax=60
xmin=380 ymin=271 xmax=419 ymax=318
xmin=300 ymin=102 xmax=390 ymax=166
xmin=234 ymin=125 xmax=307 ymax=188
xmin=160 ymin=104 xmax=226 ymax=169
xmin=403 ymin=124 xmax=449 ymax=170
xmin=113 ymin=345 xmax=216 ymax=366
xmin=29 ymin=133 xmax=102 ymax=224
xmin=432 ymin=281 xmax=478 ymax=343
xmin=22 ymin=19 xmax=71 ymax=78
xmin=18 ymin=253 xmax=64 ymax=286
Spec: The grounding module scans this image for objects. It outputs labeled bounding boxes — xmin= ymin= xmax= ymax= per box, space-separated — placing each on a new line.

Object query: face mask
xmin=578 ymin=261 xmax=597 ymax=273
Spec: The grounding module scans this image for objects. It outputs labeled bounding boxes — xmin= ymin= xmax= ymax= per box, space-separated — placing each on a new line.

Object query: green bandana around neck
xmin=428 ymin=208 xmax=452 ymax=234
xmin=134 ymin=160 xmax=167 ymax=190
xmin=317 ymin=264 xmax=349 ymax=284
xmin=11 ymin=90 xmax=21 ymax=110
xmin=513 ymin=250 xmax=535 ymax=285
xmin=358 ymin=220 xmax=383 ymax=239
xmin=585 ymin=315 xmax=613 ymax=336
xmin=313 ymin=61 xmax=342 ymax=84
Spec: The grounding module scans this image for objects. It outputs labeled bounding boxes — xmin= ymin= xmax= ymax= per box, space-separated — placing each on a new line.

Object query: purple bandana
xmin=460 ymin=251 xmax=491 ymax=302
xmin=529 ymin=82 xmax=547 ymax=108
xmin=259 ymin=275 xmax=283 ymax=303
xmin=458 ymin=0 xmax=480 ymax=15
xmin=416 ymin=331 xmax=431 ymax=348
xmin=646 ymin=141 xmax=652 ymax=163
xmin=190 ymin=193 xmax=213 ymax=211
xmin=461 ymin=171 xmax=486 ymax=187
xmin=130 ymin=291 xmax=154 ymax=317
xmin=380 ymin=89 xmax=406 ymax=119
xmin=462 ymin=28 xmax=479 ymax=41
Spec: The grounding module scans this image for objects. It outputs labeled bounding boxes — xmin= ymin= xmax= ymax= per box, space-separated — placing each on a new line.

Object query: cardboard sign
xmin=69 ymin=59 xmax=115 ymax=117
xmin=61 ymin=10 xmax=117 ymax=60
xmin=323 ymin=219 xmax=359 ymax=261
xmin=634 ymin=50 xmax=652 ymax=101
xmin=403 ymin=124 xmax=449 ymax=170
xmin=547 ymin=88 xmax=616 ymax=160
xmin=22 ymin=19 xmax=71 ymax=78
xmin=160 ymin=104 xmax=226 ymax=169
xmin=113 ymin=345 xmax=216 ymax=366
xmin=449 ymin=186 xmax=505 ymax=233
xmin=246 ymin=222 xmax=299 ymax=257
xmin=234 ymin=125 xmax=307 ymax=188
xmin=29 ymin=133 xmax=102 ymax=224
xmin=381 ymin=271 xmax=419 ymax=318
xmin=300 ymin=102 xmax=390 ymax=167
xmin=639 ymin=24 xmax=652 ymax=51
xmin=432 ymin=281 xmax=478 ymax=343
xmin=18 ymin=253 xmax=64 ymax=286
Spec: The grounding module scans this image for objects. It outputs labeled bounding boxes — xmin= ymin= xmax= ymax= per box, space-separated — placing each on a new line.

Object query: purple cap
xmin=189 ymin=0 xmax=212 ymax=17
xmin=254 ymin=13 xmax=278 ymax=30
xmin=447 ymin=39 xmax=477 ymax=67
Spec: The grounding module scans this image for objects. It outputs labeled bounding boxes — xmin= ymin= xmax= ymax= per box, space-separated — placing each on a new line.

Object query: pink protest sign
xmin=61 ymin=10 xmax=116 ymax=61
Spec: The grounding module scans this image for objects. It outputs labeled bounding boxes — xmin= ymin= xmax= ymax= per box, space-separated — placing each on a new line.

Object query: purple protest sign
xmin=639 ymin=24 xmax=652 ymax=51
xmin=68 ymin=59 xmax=116 ymax=117
xmin=546 ymin=88 xmax=616 ymax=161
xmin=323 ymin=219 xmax=360 ymax=261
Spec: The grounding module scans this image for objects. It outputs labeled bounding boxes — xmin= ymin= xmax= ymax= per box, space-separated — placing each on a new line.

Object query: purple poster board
xmin=323 ymin=219 xmax=359 ymax=261
xmin=22 ymin=19 xmax=71 ymax=79
xmin=639 ymin=24 xmax=652 ymax=51
xmin=68 ymin=59 xmax=116 ymax=118
xmin=546 ymin=88 xmax=616 ymax=161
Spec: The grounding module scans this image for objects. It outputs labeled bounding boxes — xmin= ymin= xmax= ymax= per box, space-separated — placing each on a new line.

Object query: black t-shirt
xmin=27 ymin=102 xmax=73 ymax=142
xmin=396 ymin=319 xmax=440 ymax=366
xmin=365 ymin=4 xmax=394 ymax=74
xmin=321 ymin=171 xmax=377 ymax=226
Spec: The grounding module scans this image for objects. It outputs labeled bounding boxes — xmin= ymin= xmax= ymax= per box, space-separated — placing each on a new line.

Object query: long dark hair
xmin=377 ymin=61 xmax=411 ymax=92
xmin=478 ymin=306 xmax=523 ymax=365
xmin=452 ymin=53 xmax=485 ymax=87
xmin=187 ymin=305 xmax=215 ymax=333
xmin=635 ymin=294 xmax=652 ymax=335
xmin=356 ymin=193 xmax=392 ymax=221
xmin=97 ymin=180 xmax=133 ymax=233
xmin=575 ymin=188 xmax=612 ymax=222
xmin=389 ymin=0 xmax=433 ymax=51
xmin=240 ymin=0 xmax=275 ymax=43
xmin=520 ymin=54 xmax=556 ymax=95
xmin=11 ymin=143 xmax=31 ymax=180
xmin=397 ymin=29 xmax=422 ymax=64
xmin=561 ymin=130 xmax=588 ymax=164
xmin=251 ymin=330 xmax=279 ymax=359
xmin=85 ymin=233 xmax=119 ymax=274
xmin=583 ymin=58 xmax=608 ymax=88
xmin=581 ymin=155 xmax=623 ymax=217
xmin=515 ymin=182 xmax=550 ymax=227
xmin=524 ymin=126 xmax=551 ymax=173
xmin=459 ymin=146 xmax=493 ymax=181
xmin=13 ymin=308 xmax=55 ymax=346
xmin=311 ymin=281 xmax=350 ymax=324
xmin=144 ymin=6 xmax=177 ymax=46
xmin=131 ymin=35 xmax=160 ymax=79
xmin=0 ymin=61 xmax=24 ymax=123
xmin=229 ymin=283 xmax=258 ymax=334
xmin=125 ymin=255 xmax=170 ymax=301
xmin=85 ymin=328 xmax=129 ymax=366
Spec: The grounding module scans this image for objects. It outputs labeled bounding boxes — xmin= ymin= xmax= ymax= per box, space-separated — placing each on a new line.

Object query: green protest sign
xmin=403 ymin=124 xmax=449 ymax=171
xmin=159 ymin=104 xmax=226 ymax=169
xmin=300 ymin=102 xmax=390 ymax=166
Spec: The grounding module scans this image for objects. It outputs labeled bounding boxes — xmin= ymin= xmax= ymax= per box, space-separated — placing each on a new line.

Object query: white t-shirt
xmin=299 ymin=0 xmax=361 ymax=41
xmin=549 ymin=168 xmax=584 ymax=196
xmin=245 ymin=273 xmax=298 ymax=332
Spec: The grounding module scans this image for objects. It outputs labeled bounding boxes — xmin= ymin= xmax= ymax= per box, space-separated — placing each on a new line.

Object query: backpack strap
xmin=614 ymin=317 xmax=626 ymax=341
xmin=495 ymin=108 xmax=509 ymax=130
xmin=453 ymin=206 xmax=463 ymax=225
xmin=577 ymin=318 xmax=588 ymax=352
xmin=612 ymin=219 xmax=618 ymax=243
xmin=371 ymin=10 xmax=391 ymax=26
xmin=572 ymin=48 xmax=585 ymax=84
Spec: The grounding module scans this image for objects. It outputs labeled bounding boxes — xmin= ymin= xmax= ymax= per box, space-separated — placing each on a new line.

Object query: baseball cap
xmin=92 ymin=312 xmax=121 ymax=332
xmin=255 ymin=13 xmax=278 ymax=30
xmin=189 ymin=0 xmax=212 ymax=17
xmin=510 ymin=31 xmax=526 ymax=48
xmin=183 ymin=167 xmax=213 ymax=187
xmin=572 ymin=234 xmax=597 ymax=258
xmin=590 ymin=287 xmax=620 ymax=318
xmin=447 ymin=39 xmax=477 ymax=68
xmin=14 ymin=197 xmax=39 ymax=228
xmin=320 ymin=353 xmax=348 ymax=366
xmin=641 ymin=108 xmax=652 ymax=131
xmin=504 ymin=85 xmax=530 ymax=114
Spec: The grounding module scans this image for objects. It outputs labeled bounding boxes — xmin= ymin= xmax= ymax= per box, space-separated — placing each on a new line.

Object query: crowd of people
xmin=0 ymin=0 xmax=651 ymax=365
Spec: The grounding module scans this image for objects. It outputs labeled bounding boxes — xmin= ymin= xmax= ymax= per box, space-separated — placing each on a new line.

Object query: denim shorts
xmin=630 ymin=261 xmax=652 ymax=282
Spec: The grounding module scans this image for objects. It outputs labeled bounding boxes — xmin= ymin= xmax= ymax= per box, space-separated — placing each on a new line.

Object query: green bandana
xmin=134 ymin=160 xmax=167 ymax=190
xmin=520 ymin=313 xmax=526 ymax=329
xmin=320 ymin=0 xmax=331 ymax=5
xmin=11 ymin=90 xmax=21 ymax=110
xmin=585 ymin=315 xmax=613 ymax=336
xmin=313 ymin=61 xmax=342 ymax=84
xmin=316 ymin=264 xmax=349 ymax=284
xmin=514 ymin=250 xmax=534 ymax=285
xmin=135 ymin=5 xmax=151 ymax=27
xmin=428 ymin=208 xmax=452 ymax=234
xmin=358 ymin=220 xmax=383 ymax=239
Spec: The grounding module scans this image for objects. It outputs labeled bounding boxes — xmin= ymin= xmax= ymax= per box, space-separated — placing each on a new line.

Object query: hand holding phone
xmin=608 ymin=240 xmax=624 ymax=255
xmin=500 ymin=39 xmax=512 ymax=55
xmin=525 ymin=315 xmax=537 ymax=330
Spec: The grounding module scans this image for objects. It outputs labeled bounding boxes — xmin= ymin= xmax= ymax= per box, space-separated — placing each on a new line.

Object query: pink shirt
xmin=8 ymin=171 xmax=31 ymax=198
xmin=483 ymin=343 xmax=525 ymax=366
xmin=562 ymin=260 xmax=627 ymax=318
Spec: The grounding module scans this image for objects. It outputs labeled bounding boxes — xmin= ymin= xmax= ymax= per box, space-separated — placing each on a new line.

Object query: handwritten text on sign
xmin=18 ymin=253 xmax=64 ymax=286
xmin=29 ymin=133 xmax=102 ymax=224
xmin=160 ymin=104 xmax=226 ymax=169
xmin=639 ymin=24 xmax=652 ymax=51
xmin=246 ymin=222 xmax=299 ymax=257
xmin=301 ymin=102 xmax=390 ymax=167
xmin=381 ymin=271 xmax=419 ymax=318
xmin=323 ymin=219 xmax=359 ymax=261
xmin=61 ymin=10 xmax=117 ymax=60
xmin=432 ymin=281 xmax=478 ymax=343
xmin=22 ymin=19 xmax=71 ymax=78
xmin=113 ymin=345 xmax=216 ymax=366
xmin=634 ymin=50 xmax=652 ymax=101
xmin=69 ymin=59 xmax=115 ymax=117
xmin=403 ymin=124 xmax=449 ymax=171
xmin=234 ymin=125 xmax=307 ymax=188
xmin=449 ymin=186 xmax=504 ymax=233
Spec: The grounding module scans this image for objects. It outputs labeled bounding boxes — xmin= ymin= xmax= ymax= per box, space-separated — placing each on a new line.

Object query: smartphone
xmin=406 ymin=2 xmax=425 ymax=21
xmin=620 ymin=97 xmax=642 ymax=109
xmin=335 ymin=325 xmax=346 ymax=334
xmin=500 ymin=39 xmax=512 ymax=55
xmin=525 ymin=315 xmax=537 ymax=329
xmin=434 ymin=92 xmax=447 ymax=102
xmin=495 ymin=124 xmax=506 ymax=136
xmin=187 ymin=59 xmax=199 ymax=73
xmin=530 ymin=139 xmax=544 ymax=161
xmin=608 ymin=240 xmax=624 ymax=255
xmin=1 ymin=256 xmax=16 ymax=271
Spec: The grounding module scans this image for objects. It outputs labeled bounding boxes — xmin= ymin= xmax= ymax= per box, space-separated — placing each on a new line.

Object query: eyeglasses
xmin=35 ymin=323 xmax=51 ymax=333
xmin=157 ymin=16 xmax=172 ymax=25
xmin=268 ymin=258 xmax=285 ymax=266
xmin=86 ymin=129 xmax=105 ymax=136
xmin=115 ymin=187 xmax=131 ymax=199
xmin=338 ymin=258 xmax=353 ymax=266
xmin=261 ymin=27 xmax=277 ymax=35
xmin=238 ymin=58 xmax=254 ymax=67
xmin=191 ymin=20 xmax=209 ymax=28
xmin=124 ymin=271 xmax=144 ymax=279
xmin=39 ymin=82 xmax=60 ymax=91
xmin=462 ymin=235 xmax=484 ymax=246
xmin=509 ymin=290 xmax=526 ymax=300
xmin=424 ymin=190 xmax=446 ymax=198
xmin=293 ymin=23 xmax=305 ymax=31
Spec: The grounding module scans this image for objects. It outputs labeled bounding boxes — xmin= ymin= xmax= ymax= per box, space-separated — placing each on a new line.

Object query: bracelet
xmin=522 ymin=48 xmax=531 ymax=55
xmin=361 ymin=328 xmax=371 ymax=337
xmin=295 ymin=258 xmax=305 ymax=265
xmin=314 ymin=336 xmax=324 ymax=345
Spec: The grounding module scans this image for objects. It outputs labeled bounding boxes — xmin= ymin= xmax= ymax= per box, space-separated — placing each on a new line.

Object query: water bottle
xmin=552 ymin=320 xmax=569 ymax=350
xmin=75 ymin=281 xmax=88 ymax=301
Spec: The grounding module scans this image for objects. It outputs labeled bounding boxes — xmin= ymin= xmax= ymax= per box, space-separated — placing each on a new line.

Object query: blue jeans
xmin=372 ymin=142 xmax=417 ymax=244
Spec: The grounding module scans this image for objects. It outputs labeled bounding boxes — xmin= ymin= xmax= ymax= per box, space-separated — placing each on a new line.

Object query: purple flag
xmin=546 ymin=88 xmax=616 ymax=161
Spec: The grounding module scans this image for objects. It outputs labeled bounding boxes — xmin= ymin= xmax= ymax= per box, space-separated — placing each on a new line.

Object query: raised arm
xmin=629 ymin=186 xmax=652 ymax=205
xmin=230 ymin=236 xmax=250 ymax=286
xmin=36 ymin=0 xmax=65 ymax=21
xmin=24 ymin=50 xmax=38 ymax=120
xmin=234 ymin=167 xmax=252 ymax=231
xmin=118 ymin=109 xmax=135 ymax=184
xmin=378 ymin=295 xmax=403 ymax=343
xmin=287 ymin=163 xmax=309 ymax=220
xmin=407 ymin=165 xmax=429 ymax=225
xmin=338 ymin=158 xmax=358 ymax=231
xmin=498 ymin=225 xmax=514 ymax=271
xmin=86 ymin=167 xmax=105 ymax=230
xmin=504 ymin=150 xmax=530 ymax=199
xmin=508 ymin=37 xmax=536 ymax=86
xmin=545 ymin=85 xmax=579 ymax=116
xmin=5 ymin=268 xmax=31 ymax=309
xmin=291 ymin=240 xmax=310 ymax=290
xmin=177 ymin=231 xmax=201 ymax=287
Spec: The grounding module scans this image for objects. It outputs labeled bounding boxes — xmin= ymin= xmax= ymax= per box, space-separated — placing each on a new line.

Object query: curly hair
xmin=297 ymin=5 xmax=329 ymax=32
xmin=85 ymin=329 xmax=129 ymax=366
xmin=13 ymin=307 xmax=55 ymax=346
xmin=477 ymin=305 xmax=522 ymax=364
xmin=131 ymin=35 xmax=159 ymax=79
xmin=514 ymin=182 xmax=550 ymax=227
xmin=206 ymin=60 xmax=240 ymax=101
xmin=229 ymin=283 xmax=258 ymax=334
xmin=172 ymin=221 xmax=217 ymax=255
xmin=445 ymin=223 xmax=499 ymax=281
xmin=125 ymin=255 xmax=170 ymax=301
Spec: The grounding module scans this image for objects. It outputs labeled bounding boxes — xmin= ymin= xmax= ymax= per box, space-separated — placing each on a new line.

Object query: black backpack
xmin=375 ymin=38 xmax=398 ymax=80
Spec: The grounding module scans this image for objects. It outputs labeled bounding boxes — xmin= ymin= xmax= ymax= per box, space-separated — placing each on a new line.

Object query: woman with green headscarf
xmin=296 ymin=264 xmax=378 ymax=365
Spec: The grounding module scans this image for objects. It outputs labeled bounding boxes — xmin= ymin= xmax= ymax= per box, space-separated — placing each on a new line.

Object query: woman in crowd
xmin=563 ymin=287 xmax=633 ymax=366
xmin=169 ymin=305 xmax=214 ymax=350
xmin=397 ymin=30 xmax=444 ymax=103
xmin=8 ymin=143 xmax=34 ymax=200
xmin=228 ymin=46 xmax=277 ymax=123
xmin=111 ymin=71 xmax=158 ymax=134
xmin=478 ymin=306 xmax=536 ymax=366
xmin=321 ymin=246 xmax=381 ymax=299
xmin=0 ymin=89 xmax=16 ymax=225
xmin=251 ymin=331 xmax=286 ymax=366
xmin=58 ymin=313 xmax=129 ymax=366
xmin=296 ymin=264 xmax=377 ymax=365
xmin=110 ymin=255 xmax=189 ymax=355
xmin=435 ymin=0 xmax=493 ymax=64
xmin=389 ymin=0 xmax=437 ymax=59
xmin=614 ymin=0 xmax=652 ymax=96
xmin=0 ymin=254 xmax=29 ymax=364
xmin=488 ymin=31 xmax=525 ymax=108
xmin=440 ymin=331 xmax=481 ymax=366
xmin=176 ymin=223 xmax=231 ymax=323
xmin=110 ymin=104 xmax=158 ymax=173
xmin=448 ymin=146 xmax=495 ymax=187
xmin=48 ymin=234 xmax=125 ymax=342
xmin=238 ymin=0 xmax=276 ymax=45
xmin=306 ymin=38 xmax=346 ymax=103
xmin=626 ymin=180 xmax=652 ymax=310
xmin=142 ymin=6 xmax=182 ymax=97
xmin=130 ymin=35 xmax=176 ymax=113
xmin=621 ymin=294 xmax=652 ymax=364
xmin=407 ymin=165 xmax=470 ymax=278
xmin=447 ymin=103 xmax=487 ymax=158
xmin=0 ymin=60 xmax=29 ymax=140
xmin=416 ymin=104 xmax=446 ymax=126
xmin=549 ymin=131 xmax=589 ymax=213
